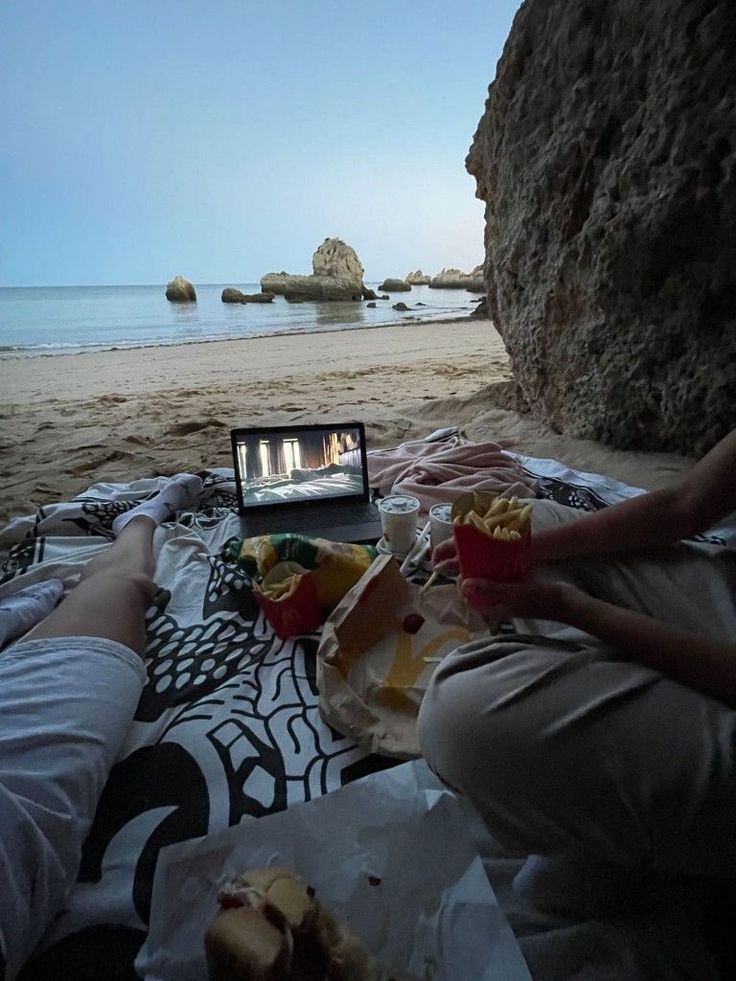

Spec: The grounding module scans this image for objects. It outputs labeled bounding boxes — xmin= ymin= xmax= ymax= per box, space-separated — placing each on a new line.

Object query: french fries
xmin=451 ymin=494 xmax=532 ymax=542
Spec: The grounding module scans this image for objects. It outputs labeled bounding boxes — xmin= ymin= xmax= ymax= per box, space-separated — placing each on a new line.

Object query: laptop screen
xmin=231 ymin=423 xmax=369 ymax=510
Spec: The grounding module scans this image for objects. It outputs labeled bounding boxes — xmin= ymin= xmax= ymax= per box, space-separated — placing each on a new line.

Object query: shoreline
xmin=0 ymin=318 xmax=509 ymax=520
xmin=0 ymin=313 xmax=476 ymax=362
xmin=0 ymin=316 xmax=692 ymax=526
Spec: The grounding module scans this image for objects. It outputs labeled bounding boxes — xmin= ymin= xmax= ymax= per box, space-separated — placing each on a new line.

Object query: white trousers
xmin=0 ymin=637 xmax=146 ymax=980
xmin=418 ymin=501 xmax=736 ymax=876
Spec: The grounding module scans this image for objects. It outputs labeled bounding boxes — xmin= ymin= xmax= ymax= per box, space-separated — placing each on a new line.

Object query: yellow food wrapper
xmin=230 ymin=533 xmax=378 ymax=612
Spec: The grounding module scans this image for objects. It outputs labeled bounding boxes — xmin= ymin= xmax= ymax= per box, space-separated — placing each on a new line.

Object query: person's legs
xmin=0 ymin=475 xmax=202 ymax=978
xmin=29 ymin=516 xmax=156 ymax=652
xmin=418 ymin=634 xmax=736 ymax=878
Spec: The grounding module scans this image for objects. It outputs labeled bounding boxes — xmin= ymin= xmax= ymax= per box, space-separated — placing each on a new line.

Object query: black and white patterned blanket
xmin=2 ymin=454 xmax=721 ymax=980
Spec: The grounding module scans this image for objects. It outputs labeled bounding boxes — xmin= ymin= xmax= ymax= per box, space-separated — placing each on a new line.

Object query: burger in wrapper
xmin=205 ymin=867 xmax=408 ymax=980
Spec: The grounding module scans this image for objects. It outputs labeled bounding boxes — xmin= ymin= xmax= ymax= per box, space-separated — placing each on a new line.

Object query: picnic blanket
xmin=366 ymin=433 xmax=538 ymax=512
xmin=0 ymin=446 xmax=729 ymax=980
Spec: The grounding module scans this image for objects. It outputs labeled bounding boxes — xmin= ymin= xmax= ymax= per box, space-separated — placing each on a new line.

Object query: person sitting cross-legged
xmin=418 ymin=431 xmax=736 ymax=892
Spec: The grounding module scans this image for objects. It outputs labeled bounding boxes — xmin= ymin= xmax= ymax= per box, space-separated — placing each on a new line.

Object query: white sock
xmin=112 ymin=473 xmax=203 ymax=536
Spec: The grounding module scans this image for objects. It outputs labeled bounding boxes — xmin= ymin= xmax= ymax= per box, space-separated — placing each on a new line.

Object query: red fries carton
xmin=451 ymin=492 xmax=531 ymax=583
xmin=254 ymin=565 xmax=322 ymax=639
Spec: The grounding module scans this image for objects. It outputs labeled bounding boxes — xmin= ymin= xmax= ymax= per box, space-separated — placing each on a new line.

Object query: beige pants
xmin=417 ymin=501 xmax=736 ymax=876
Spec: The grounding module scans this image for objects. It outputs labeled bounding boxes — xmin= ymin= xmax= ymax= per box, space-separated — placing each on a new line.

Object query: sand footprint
xmin=165 ymin=419 xmax=226 ymax=437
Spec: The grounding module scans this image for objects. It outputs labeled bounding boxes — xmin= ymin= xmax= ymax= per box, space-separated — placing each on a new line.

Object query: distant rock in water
xmin=362 ymin=287 xmax=378 ymax=300
xmin=467 ymin=0 xmax=736 ymax=454
xmin=470 ymin=296 xmax=489 ymax=318
xmin=379 ymin=294 xmax=390 ymax=300
xmin=260 ymin=237 xmax=364 ymax=301
xmin=429 ymin=266 xmax=484 ymax=291
xmin=312 ymin=237 xmax=364 ymax=283
xmin=406 ymin=269 xmax=431 ymax=285
xmin=378 ymin=278 xmax=411 ymax=292
xmin=165 ymin=276 xmax=197 ymax=302
xmin=366 ymin=301 xmax=377 ymax=308
xmin=260 ymin=273 xmax=362 ymax=301
xmin=392 ymin=301 xmax=411 ymax=311
xmin=464 ymin=265 xmax=486 ymax=293
xmin=221 ymin=288 xmax=274 ymax=304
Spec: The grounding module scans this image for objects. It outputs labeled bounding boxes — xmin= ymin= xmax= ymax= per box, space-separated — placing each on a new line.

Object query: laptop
xmin=230 ymin=421 xmax=383 ymax=543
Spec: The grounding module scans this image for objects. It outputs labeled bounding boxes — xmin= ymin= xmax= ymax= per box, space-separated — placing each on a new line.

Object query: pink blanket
xmin=367 ymin=435 xmax=538 ymax=513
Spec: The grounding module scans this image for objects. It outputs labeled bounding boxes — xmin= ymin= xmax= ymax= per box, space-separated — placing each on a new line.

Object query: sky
xmin=0 ymin=0 xmax=521 ymax=287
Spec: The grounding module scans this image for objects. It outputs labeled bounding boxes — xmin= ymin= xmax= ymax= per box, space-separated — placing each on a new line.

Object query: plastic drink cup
xmin=429 ymin=503 xmax=454 ymax=552
xmin=377 ymin=494 xmax=421 ymax=556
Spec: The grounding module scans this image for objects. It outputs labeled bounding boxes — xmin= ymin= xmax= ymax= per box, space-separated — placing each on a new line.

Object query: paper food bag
xmin=135 ymin=760 xmax=532 ymax=981
xmin=317 ymin=554 xmax=488 ymax=759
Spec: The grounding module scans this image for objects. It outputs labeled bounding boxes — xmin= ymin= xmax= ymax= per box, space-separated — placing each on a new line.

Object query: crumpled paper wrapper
xmin=135 ymin=760 xmax=531 ymax=981
xmin=318 ymin=555 xmax=489 ymax=759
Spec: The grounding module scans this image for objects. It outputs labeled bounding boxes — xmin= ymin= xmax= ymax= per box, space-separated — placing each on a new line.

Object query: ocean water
xmin=0 ymin=283 xmax=480 ymax=358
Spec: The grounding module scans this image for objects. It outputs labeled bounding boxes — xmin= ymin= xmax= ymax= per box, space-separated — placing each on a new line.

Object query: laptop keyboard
xmin=245 ymin=503 xmax=379 ymax=536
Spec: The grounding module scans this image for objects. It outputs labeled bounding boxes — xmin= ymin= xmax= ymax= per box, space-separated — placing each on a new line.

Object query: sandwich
xmin=205 ymin=867 xmax=379 ymax=981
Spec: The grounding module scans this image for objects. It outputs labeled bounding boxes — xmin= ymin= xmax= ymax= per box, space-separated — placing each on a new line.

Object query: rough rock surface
xmin=429 ymin=266 xmax=484 ymax=291
xmin=260 ymin=238 xmax=364 ymax=301
xmin=362 ymin=287 xmax=378 ymax=300
xmin=259 ymin=273 xmax=362 ymax=301
xmin=406 ymin=269 xmax=431 ymax=285
xmin=378 ymin=278 xmax=411 ymax=292
xmin=311 ymin=237 xmax=364 ymax=284
xmin=464 ymin=264 xmax=486 ymax=293
xmin=165 ymin=276 xmax=197 ymax=302
xmin=467 ymin=0 xmax=736 ymax=455
xmin=221 ymin=288 xmax=274 ymax=303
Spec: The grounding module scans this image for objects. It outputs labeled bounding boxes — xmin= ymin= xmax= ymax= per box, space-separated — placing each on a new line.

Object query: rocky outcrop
xmin=260 ymin=238 xmax=364 ymax=301
xmin=260 ymin=273 xmax=362 ymax=301
xmin=165 ymin=276 xmax=197 ymax=302
xmin=312 ymin=237 xmax=364 ymax=283
xmin=406 ymin=269 xmax=431 ymax=285
xmin=378 ymin=278 xmax=411 ymax=292
xmin=429 ymin=266 xmax=484 ymax=291
xmin=392 ymin=301 xmax=410 ymax=311
xmin=464 ymin=264 xmax=486 ymax=293
xmin=362 ymin=287 xmax=378 ymax=300
xmin=470 ymin=296 xmax=489 ymax=318
xmin=467 ymin=0 xmax=736 ymax=455
xmin=221 ymin=288 xmax=274 ymax=303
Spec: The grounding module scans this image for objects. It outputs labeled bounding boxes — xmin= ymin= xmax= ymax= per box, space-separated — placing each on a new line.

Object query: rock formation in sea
xmin=467 ymin=0 xmax=736 ymax=455
xmin=260 ymin=238 xmax=364 ymax=301
xmin=221 ymin=288 xmax=275 ymax=303
xmin=378 ymin=278 xmax=411 ymax=292
xmin=471 ymin=296 xmax=489 ymax=318
xmin=165 ymin=276 xmax=197 ymax=302
xmin=362 ymin=288 xmax=379 ymax=301
xmin=406 ymin=269 xmax=431 ymax=285
xmin=429 ymin=266 xmax=484 ymax=291
xmin=392 ymin=301 xmax=411 ymax=311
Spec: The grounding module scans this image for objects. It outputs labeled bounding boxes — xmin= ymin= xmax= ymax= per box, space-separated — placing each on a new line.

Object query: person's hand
xmin=431 ymin=538 xmax=459 ymax=576
xmin=461 ymin=577 xmax=586 ymax=623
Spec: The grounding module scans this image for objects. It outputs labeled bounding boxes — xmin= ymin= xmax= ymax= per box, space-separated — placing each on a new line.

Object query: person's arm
xmin=463 ymin=578 xmax=736 ymax=708
xmin=533 ymin=429 xmax=736 ymax=564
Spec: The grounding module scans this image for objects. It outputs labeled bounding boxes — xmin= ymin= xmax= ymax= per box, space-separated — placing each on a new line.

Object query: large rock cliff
xmin=467 ymin=0 xmax=736 ymax=455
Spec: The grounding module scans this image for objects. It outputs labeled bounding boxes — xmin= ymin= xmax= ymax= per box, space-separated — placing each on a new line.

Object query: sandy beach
xmin=0 ymin=319 xmax=693 ymax=524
